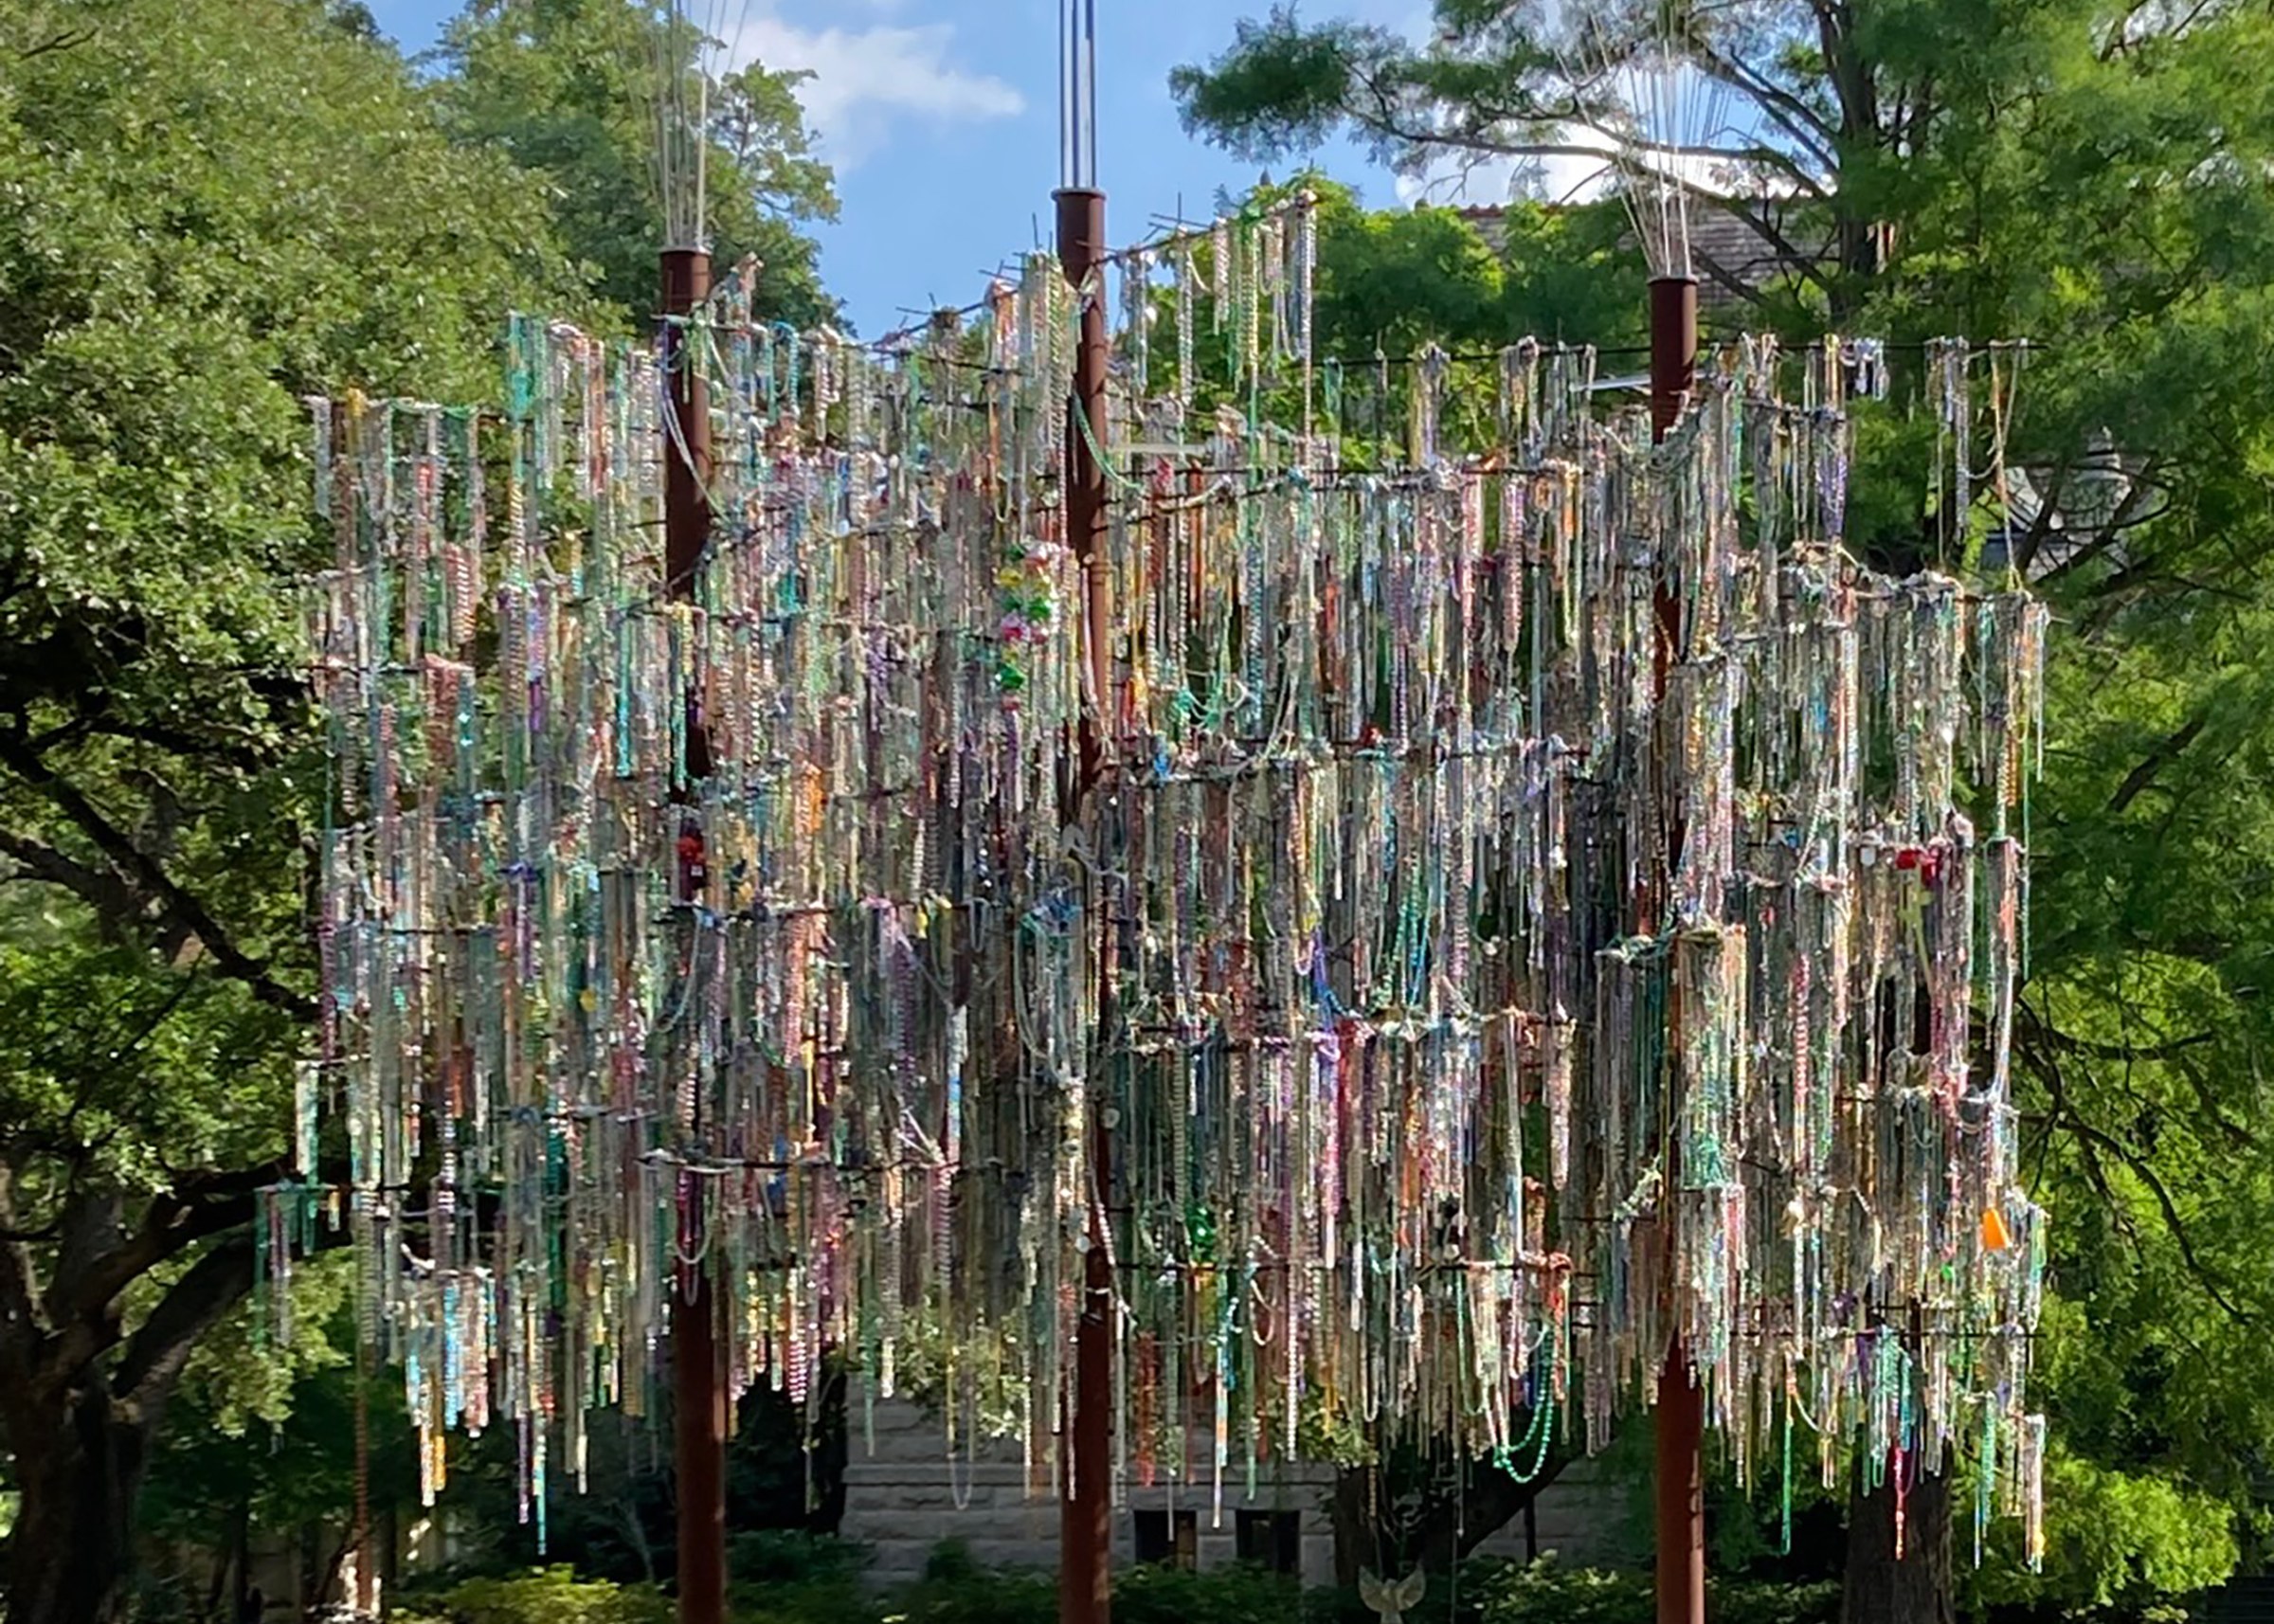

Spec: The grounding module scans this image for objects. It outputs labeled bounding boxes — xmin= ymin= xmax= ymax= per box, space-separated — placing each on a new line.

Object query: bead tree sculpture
xmin=293 ymin=196 xmax=2048 ymax=1561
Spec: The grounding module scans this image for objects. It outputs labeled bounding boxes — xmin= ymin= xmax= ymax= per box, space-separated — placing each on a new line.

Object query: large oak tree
xmin=0 ymin=3 xmax=835 ymax=1620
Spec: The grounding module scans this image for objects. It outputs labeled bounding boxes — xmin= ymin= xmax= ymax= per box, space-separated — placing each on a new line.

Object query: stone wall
xmin=840 ymin=1398 xmax=1638 ymax=1589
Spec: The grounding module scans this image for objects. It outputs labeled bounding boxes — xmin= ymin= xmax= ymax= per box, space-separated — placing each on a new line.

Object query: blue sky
xmin=368 ymin=0 xmax=1435 ymax=334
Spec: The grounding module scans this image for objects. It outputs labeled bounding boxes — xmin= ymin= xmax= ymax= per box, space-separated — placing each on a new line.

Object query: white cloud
xmin=725 ymin=7 xmax=1024 ymax=171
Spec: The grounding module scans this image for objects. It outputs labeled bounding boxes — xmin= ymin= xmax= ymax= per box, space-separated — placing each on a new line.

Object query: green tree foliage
xmin=1300 ymin=177 xmax=1642 ymax=355
xmin=1965 ymin=1443 xmax=2237 ymax=1617
xmin=0 ymin=0 xmax=848 ymax=1608
xmin=1174 ymin=3 xmax=2274 ymax=1614
xmin=0 ymin=3 xmax=587 ymax=1620
xmin=1146 ymin=175 xmax=1640 ymax=473
xmin=137 ymin=1274 xmax=423 ymax=1624
xmin=432 ymin=0 xmax=840 ymax=330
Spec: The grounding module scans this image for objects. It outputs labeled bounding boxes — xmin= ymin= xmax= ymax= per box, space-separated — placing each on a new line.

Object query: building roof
xmin=1455 ymin=199 xmax=1836 ymax=312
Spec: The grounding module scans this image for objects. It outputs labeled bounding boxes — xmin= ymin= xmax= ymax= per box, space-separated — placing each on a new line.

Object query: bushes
xmin=884 ymin=1539 xmax=1338 ymax=1624
xmin=1465 ymin=1560 xmax=1839 ymax=1624
xmin=731 ymin=1529 xmax=875 ymax=1624
xmin=1291 ymin=1558 xmax=1836 ymax=1624
xmin=395 ymin=1550 xmax=1835 ymax=1624
xmin=1461 ymin=1561 xmax=1656 ymax=1624
xmin=731 ymin=1529 xmax=873 ymax=1589
xmin=882 ymin=1541 xmax=1057 ymax=1624
xmin=1105 ymin=1561 xmax=1319 ymax=1624
xmin=398 ymin=1567 xmax=674 ymax=1624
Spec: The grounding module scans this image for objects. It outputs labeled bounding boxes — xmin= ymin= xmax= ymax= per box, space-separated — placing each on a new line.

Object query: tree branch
xmin=18 ymin=27 xmax=92 ymax=60
xmin=0 ymin=733 xmax=310 ymax=1019
xmin=0 ymin=828 xmax=146 ymax=934
xmin=2108 ymin=713 xmax=2208 ymax=815
xmin=2034 ymin=1020 xmax=2216 ymax=1067
xmin=1691 ymin=244 xmax=1779 ymax=312
xmin=2166 ymin=1046 xmax=2258 ymax=1151
xmin=1689 ymin=197 xmax=1829 ymax=293
xmin=1425 ymin=69 xmax=1834 ymax=203
xmin=114 ymin=1233 xmax=260 ymax=1422
xmin=2032 ymin=454 xmax=2170 ymax=587
xmin=2018 ymin=1004 xmax=2250 ymax=1324
xmin=54 ymin=1158 xmax=290 ymax=1339
xmin=1689 ymin=43 xmax=1838 ymax=165
xmin=1338 ymin=57 xmax=1832 ymax=293
xmin=0 ymin=1162 xmax=45 ymax=1385
xmin=2063 ymin=1110 xmax=2249 ymax=1323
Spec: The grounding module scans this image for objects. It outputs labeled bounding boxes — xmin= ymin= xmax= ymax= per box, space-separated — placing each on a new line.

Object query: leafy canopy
xmin=0 ymin=0 xmax=583 ymax=1228
xmin=433 ymin=0 xmax=841 ymax=331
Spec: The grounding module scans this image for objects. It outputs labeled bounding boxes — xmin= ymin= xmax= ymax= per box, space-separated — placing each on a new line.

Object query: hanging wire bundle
xmin=291 ymin=197 xmax=2048 ymax=1561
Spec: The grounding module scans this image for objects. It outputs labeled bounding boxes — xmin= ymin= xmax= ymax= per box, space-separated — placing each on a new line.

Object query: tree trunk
xmin=1842 ymin=1466 xmax=1954 ymax=1624
xmin=1408 ymin=1456 xmax=1570 ymax=1574
xmin=5 ymin=1375 xmax=154 ymax=1624
xmin=0 ymin=1212 xmax=264 ymax=1624
xmin=230 ymin=1498 xmax=254 ymax=1624
xmin=1329 ymin=1463 xmax=1380 ymax=1588
xmin=1327 ymin=1453 xmax=1570 ymax=1585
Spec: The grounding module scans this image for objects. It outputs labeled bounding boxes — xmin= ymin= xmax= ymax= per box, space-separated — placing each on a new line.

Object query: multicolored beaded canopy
xmin=288 ymin=197 xmax=2048 ymax=1561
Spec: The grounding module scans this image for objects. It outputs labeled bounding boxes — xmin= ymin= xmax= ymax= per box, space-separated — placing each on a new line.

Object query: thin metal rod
xmin=1082 ymin=0 xmax=1098 ymax=188
xmin=1648 ymin=272 xmax=1705 ymax=1624
xmin=1059 ymin=0 xmax=1097 ymax=189
xmin=663 ymin=243 xmax=728 ymax=1624
xmin=1056 ymin=181 xmax=1112 ymax=1624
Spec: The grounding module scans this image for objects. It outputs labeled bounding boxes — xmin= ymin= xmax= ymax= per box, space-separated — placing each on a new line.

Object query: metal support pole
xmin=1655 ymin=1345 xmax=1706 ymax=1624
xmin=1648 ymin=273 xmax=1705 ymax=1624
xmin=663 ymin=242 xmax=728 ymax=1624
xmin=1056 ymin=182 xmax=1113 ymax=1624
xmin=352 ymin=1330 xmax=373 ymax=1615
xmin=1650 ymin=277 xmax=1698 ymax=444
xmin=663 ymin=247 xmax=715 ymax=613
xmin=674 ymin=1264 xmax=726 ymax=1624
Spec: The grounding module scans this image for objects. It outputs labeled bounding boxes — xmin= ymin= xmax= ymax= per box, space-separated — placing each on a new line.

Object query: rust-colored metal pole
xmin=663 ymin=243 xmax=728 ymax=1624
xmin=1058 ymin=186 xmax=1113 ymax=795
xmin=663 ymin=246 xmax=715 ymax=606
xmin=674 ymin=1257 xmax=726 ymax=1624
xmin=1056 ymin=182 xmax=1114 ymax=1624
xmin=1648 ymin=273 xmax=1705 ymax=1624
xmin=1650 ymin=277 xmax=1698 ymax=443
xmin=1655 ymin=1344 xmax=1706 ymax=1624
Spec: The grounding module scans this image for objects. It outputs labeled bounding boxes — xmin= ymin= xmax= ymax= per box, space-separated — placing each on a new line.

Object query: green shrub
xmin=1112 ymin=1561 xmax=1314 ymax=1624
xmin=883 ymin=1543 xmax=1056 ymax=1624
xmin=413 ymin=1546 xmax=1833 ymax=1624
xmin=1711 ymin=1574 xmax=1841 ymax=1624
xmin=1465 ymin=1559 xmax=1654 ymax=1624
xmin=730 ymin=1529 xmax=875 ymax=1624
xmin=731 ymin=1529 xmax=872 ymax=1587
xmin=1460 ymin=1558 xmax=1836 ymax=1624
xmin=886 ymin=1544 xmax=1328 ymax=1624
xmin=416 ymin=1567 xmax=673 ymax=1624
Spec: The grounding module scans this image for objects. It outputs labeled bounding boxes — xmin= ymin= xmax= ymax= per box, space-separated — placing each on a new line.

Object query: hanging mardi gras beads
xmin=298 ymin=202 xmax=2048 ymax=1563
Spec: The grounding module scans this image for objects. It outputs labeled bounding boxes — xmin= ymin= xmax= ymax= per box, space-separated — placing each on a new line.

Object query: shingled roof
xmin=1456 ymin=199 xmax=1838 ymax=314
